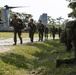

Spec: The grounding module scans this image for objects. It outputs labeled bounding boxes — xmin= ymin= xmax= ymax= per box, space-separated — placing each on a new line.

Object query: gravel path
xmin=0 ymin=37 xmax=38 ymax=53
xmin=0 ymin=37 xmax=59 ymax=53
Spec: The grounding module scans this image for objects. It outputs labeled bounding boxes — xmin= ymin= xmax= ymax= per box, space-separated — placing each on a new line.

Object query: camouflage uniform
xmin=44 ymin=25 xmax=49 ymax=39
xmin=58 ymin=27 xmax=62 ymax=38
xmin=37 ymin=20 xmax=44 ymax=41
xmin=11 ymin=15 xmax=23 ymax=45
xmin=28 ymin=19 xmax=36 ymax=42
xmin=56 ymin=20 xmax=76 ymax=67
xmin=51 ymin=26 xmax=56 ymax=40
xmin=65 ymin=21 xmax=75 ymax=51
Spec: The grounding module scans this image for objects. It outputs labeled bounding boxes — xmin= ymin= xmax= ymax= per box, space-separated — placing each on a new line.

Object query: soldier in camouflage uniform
xmin=37 ymin=20 xmax=44 ymax=41
xmin=44 ymin=25 xmax=49 ymax=40
xmin=28 ymin=19 xmax=36 ymax=42
xmin=51 ymin=26 xmax=56 ymax=40
xmin=10 ymin=14 xmax=23 ymax=45
xmin=65 ymin=21 xmax=74 ymax=51
xmin=56 ymin=20 xmax=76 ymax=67
xmin=58 ymin=27 xmax=62 ymax=38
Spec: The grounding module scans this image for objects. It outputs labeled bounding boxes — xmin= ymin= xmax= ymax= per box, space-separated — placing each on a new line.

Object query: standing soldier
xmin=44 ymin=25 xmax=49 ymax=40
xmin=37 ymin=20 xmax=44 ymax=41
xmin=10 ymin=14 xmax=23 ymax=45
xmin=51 ymin=26 xmax=56 ymax=40
xmin=58 ymin=27 xmax=62 ymax=38
xmin=28 ymin=19 xmax=36 ymax=42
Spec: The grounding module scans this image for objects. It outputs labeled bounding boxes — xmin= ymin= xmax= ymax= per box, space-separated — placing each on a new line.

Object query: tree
xmin=10 ymin=10 xmax=33 ymax=23
xmin=67 ymin=1 xmax=76 ymax=18
xmin=47 ymin=16 xmax=56 ymax=26
xmin=56 ymin=16 xmax=64 ymax=25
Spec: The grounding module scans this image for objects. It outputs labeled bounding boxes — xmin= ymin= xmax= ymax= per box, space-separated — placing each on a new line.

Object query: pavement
xmin=0 ymin=37 xmax=59 ymax=53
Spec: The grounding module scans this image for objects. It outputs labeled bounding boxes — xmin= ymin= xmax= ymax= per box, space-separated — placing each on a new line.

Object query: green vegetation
xmin=0 ymin=39 xmax=75 ymax=75
xmin=0 ymin=32 xmax=51 ymax=39
xmin=0 ymin=32 xmax=38 ymax=38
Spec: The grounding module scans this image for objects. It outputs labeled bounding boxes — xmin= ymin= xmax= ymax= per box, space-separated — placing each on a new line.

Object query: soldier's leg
xmin=66 ymin=40 xmax=72 ymax=51
xmin=18 ymin=30 xmax=22 ymax=44
xmin=59 ymin=32 xmax=60 ymax=38
xmin=45 ymin=33 xmax=46 ymax=39
xmin=29 ymin=31 xmax=31 ymax=38
xmin=13 ymin=30 xmax=17 ymax=45
xmin=46 ymin=33 xmax=48 ymax=39
xmin=41 ymin=32 xmax=43 ymax=41
xmin=31 ymin=32 xmax=34 ymax=42
xmin=38 ymin=32 xmax=41 ymax=41
xmin=29 ymin=31 xmax=33 ymax=42
xmin=52 ymin=33 xmax=55 ymax=40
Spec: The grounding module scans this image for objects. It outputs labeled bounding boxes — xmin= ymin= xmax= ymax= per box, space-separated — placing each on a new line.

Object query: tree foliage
xmin=67 ymin=1 xmax=76 ymax=18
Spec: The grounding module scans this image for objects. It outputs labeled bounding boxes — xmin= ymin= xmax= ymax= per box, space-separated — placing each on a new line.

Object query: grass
xmin=0 ymin=38 xmax=76 ymax=75
xmin=0 ymin=32 xmax=39 ymax=38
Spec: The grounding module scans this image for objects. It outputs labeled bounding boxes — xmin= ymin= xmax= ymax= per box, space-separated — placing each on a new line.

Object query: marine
xmin=56 ymin=20 xmax=76 ymax=67
xmin=10 ymin=14 xmax=23 ymax=45
xmin=37 ymin=20 xmax=44 ymax=41
xmin=28 ymin=19 xmax=36 ymax=42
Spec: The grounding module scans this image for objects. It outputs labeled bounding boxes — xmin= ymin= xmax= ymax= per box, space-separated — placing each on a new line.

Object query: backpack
xmin=60 ymin=30 xmax=67 ymax=43
xmin=65 ymin=21 xmax=75 ymax=40
xmin=18 ymin=19 xmax=25 ymax=30
xmin=60 ymin=20 xmax=76 ymax=43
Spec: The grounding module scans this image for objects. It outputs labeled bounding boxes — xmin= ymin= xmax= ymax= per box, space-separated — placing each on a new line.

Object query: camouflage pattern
xmin=51 ymin=26 xmax=56 ymax=40
xmin=10 ymin=15 xmax=23 ymax=45
xmin=37 ymin=20 xmax=45 ymax=41
xmin=44 ymin=25 xmax=49 ymax=39
xmin=60 ymin=30 xmax=67 ymax=44
xmin=60 ymin=21 xmax=76 ymax=51
xmin=56 ymin=20 xmax=76 ymax=67
xmin=28 ymin=19 xmax=36 ymax=42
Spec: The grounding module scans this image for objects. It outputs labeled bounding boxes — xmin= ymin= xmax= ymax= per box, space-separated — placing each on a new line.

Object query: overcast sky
xmin=0 ymin=0 xmax=72 ymax=21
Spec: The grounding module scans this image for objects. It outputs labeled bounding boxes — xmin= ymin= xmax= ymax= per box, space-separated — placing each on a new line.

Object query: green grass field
xmin=0 ymin=32 xmax=30 ymax=38
xmin=0 ymin=32 xmax=57 ymax=38
xmin=0 ymin=32 xmax=76 ymax=75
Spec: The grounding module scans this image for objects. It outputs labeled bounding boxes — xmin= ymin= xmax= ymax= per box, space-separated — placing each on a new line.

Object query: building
xmin=38 ymin=13 xmax=47 ymax=25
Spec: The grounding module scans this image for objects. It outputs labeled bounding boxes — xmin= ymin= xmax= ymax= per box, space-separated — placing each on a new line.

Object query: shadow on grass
xmin=26 ymin=39 xmax=75 ymax=75
xmin=0 ymin=39 xmax=73 ymax=75
xmin=26 ymin=39 xmax=66 ymax=75
xmin=0 ymin=53 xmax=28 ymax=69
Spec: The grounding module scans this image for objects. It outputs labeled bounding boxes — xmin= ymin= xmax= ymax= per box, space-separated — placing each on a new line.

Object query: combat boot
xmin=13 ymin=42 xmax=16 ymax=45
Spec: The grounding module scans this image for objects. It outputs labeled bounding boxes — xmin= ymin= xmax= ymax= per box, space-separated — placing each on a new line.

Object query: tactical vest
xmin=65 ymin=21 xmax=75 ymax=40
xmin=10 ymin=18 xmax=25 ymax=30
xmin=60 ymin=20 xmax=76 ymax=43
xmin=38 ymin=23 xmax=44 ymax=32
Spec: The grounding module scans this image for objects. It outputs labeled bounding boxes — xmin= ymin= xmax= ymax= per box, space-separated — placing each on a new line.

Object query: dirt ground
xmin=0 ymin=46 xmax=14 ymax=53
xmin=0 ymin=37 xmax=58 ymax=53
xmin=0 ymin=37 xmax=39 ymax=53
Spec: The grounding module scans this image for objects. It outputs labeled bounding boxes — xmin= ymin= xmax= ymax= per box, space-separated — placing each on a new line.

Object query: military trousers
xmin=29 ymin=31 xmax=34 ymax=42
xmin=66 ymin=40 xmax=72 ymax=51
xmin=14 ymin=29 xmax=22 ymax=44
xmin=45 ymin=32 xmax=48 ymax=39
xmin=39 ymin=32 xmax=44 ymax=41
xmin=52 ymin=32 xmax=55 ymax=40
